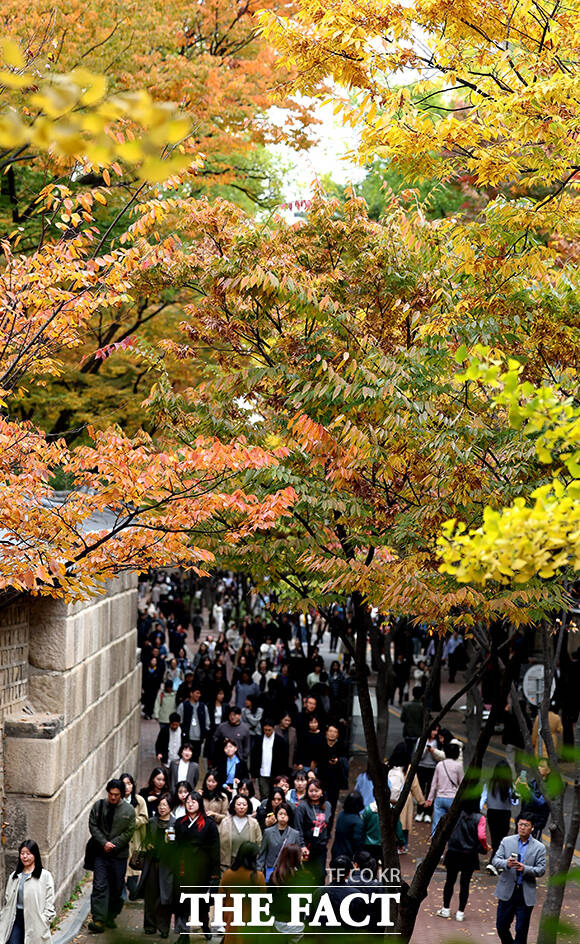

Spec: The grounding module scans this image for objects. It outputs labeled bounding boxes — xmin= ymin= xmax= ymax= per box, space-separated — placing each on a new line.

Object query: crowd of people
xmin=3 ymin=570 xmax=575 ymax=944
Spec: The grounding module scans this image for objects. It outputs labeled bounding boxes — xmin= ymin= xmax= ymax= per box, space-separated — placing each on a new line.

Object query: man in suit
xmin=251 ymin=718 xmax=289 ymax=798
xmin=492 ymin=815 xmax=546 ymax=944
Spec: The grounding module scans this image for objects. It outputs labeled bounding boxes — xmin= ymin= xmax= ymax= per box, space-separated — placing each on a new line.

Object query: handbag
xmin=84 ymin=837 xmax=100 ymax=871
xmin=129 ymin=847 xmax=147 ymax=870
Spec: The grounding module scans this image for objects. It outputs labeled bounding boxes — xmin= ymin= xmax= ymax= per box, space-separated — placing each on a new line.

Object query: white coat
xmin=0 ymin=870 xmax=55 ymax=944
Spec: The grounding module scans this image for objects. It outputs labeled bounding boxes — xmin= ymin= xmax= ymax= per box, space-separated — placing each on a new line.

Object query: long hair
xmin=13 ymin=840 xmax=43 ymax=879
xmin=120 ymin=772 xmax=138 ymax=807
xmin=187 ymin=791 xmax=207 ymax=830
xmin=231 ymin=841 xmax=259 ymax=875
xmin=271 ymin=844 xmax=302 ymax=886
xmin=202 ymin=769 xmax=225 ymax=801
xmin=489 ymin=761 xmax=513 ymax=803
xmin=145 ymin=767 xmax=168 ymax=794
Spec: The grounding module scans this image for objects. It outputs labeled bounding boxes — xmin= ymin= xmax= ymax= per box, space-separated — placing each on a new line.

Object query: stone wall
xmin=2 ymin=574 xmax=140 ymax=907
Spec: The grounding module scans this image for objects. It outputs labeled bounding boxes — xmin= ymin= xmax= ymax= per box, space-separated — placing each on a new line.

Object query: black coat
xmin=155 ymin=726 xmax=185 ymax=765
xmin=250 ymin=733 xmax=289 ymax=779
xmin=175 ymin=814 xmax=220 ymax=885
xmin=215 ymin=755 xmax=249 ymax=792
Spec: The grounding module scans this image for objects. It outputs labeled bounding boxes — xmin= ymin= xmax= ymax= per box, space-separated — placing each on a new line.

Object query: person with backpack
xmin=437 ymin=797 xmax=488 ymax=922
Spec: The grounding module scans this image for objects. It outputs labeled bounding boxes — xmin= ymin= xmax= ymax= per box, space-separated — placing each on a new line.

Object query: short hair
xmin=178 ymin=741 xmax=194 ymax=757
xmin=276 ymin=801 xmax=294 ymax=825
xmin=223 ymin=738 xmax=238 ymax=751
xmin=106 ymin=778 xmax=125 ymax=795
xmin=229 ymin=794 xmax=250 ymax=816
xmin=169 ymin=712 xmax=181 ymax=723
xmin=446 ymin=743 xmax=461 ymax=761
xmin=342 ymin=791 xmax=364 ymax=815
xmin=330 ymin=854 xmax=352 ymax=879
xmin=229 ymin=706 xmax=242 ymax=716
xmin=262 ymin=718 xmax=276 ymax=730
xmin=237 ymin=778 xmax=255 ymax=799
xmin=353 ymin=850 xmax=377 ymax=876
xmin=157 ymin=792 xmax=174 ymax=811
xmin=412 ymin=686 xmax=422 ymax=699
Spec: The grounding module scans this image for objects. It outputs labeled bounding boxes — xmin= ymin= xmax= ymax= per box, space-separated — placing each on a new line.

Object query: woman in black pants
xmin=437 ymin=799 xmax=488 ymax=923
xmin=482 ymin=762 xmax=514 ymax=875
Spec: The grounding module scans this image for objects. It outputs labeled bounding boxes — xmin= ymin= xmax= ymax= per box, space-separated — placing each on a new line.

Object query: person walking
xmin=414 ymin=722 xmax=439 ymax=823
xmin=401 ymin=687 xmax=424 ymax=757
xmin=120 ymin=773 xmax=149 ymax=901
xmin=174 ymin=793 xmax=220 ymax=935
xmin=331 ymin=792 xmax=364 ymax=861
xmin=294 ymin=779 xmax=332 ymax=881
xmin=168 ymin=742 xmax=199 ymax=794
xmin=493 ymin=815 xmax=546 ymax=944
xmin=139 ymin=794 xmax=176 ymax=938
xmin=257 ymin=804 xmax=301 ymax=881
xmin=219 ymin=796 xmax=262 ymax=872
xmin=219 ymin=843 xmax=267 ymax=944
xmin=481 ymin=762 xmax=515 ymax=876
xmin=436 ymin=799 xmax=488 ymax=922
xmin=425 ymin=742 xmax=463 ymax=834
xmin=87 ymin=779 xmax=136 ymax=934
xmin=0 ymin=840 xmax=55 ymax=944
xmin=177 ymin=687 xmax=210 ymax=763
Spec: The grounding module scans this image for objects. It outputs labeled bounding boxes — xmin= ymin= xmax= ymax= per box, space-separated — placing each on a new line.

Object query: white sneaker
xmin=436 ymin=908 xmax=450 ymax=919
xmin=424 ymin=814 xmax=432 ymax=823
xmin=415 ymin=812 xmax=424 ymax=822
xmin=486 ymin=863 xmax=499 ymax=876
xmin=456 ymin=911 xmax=465 ymax=922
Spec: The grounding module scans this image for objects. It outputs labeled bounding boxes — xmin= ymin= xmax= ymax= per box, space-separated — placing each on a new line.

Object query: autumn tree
xmin=0 ymin=53 xmax=298 ymax=600
xmin=118 ymin=0 xmax=579 ymax=937
xmin=2 ymin=0 xmax=315 ymax=439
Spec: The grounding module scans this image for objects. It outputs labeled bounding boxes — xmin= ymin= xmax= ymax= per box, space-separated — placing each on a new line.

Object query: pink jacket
xmin=428 ymin=758 xmax=464 ymax=801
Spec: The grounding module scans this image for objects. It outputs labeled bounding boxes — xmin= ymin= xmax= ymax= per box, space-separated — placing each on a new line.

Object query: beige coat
xmin=531 ymin=712 xmax=563 ymax=757
xmin=0 ymin=870 xmax=55 ymax=944
xmin=399 ymin=776 xmax=426 ymax=833
xmin=126 ymin=795 xmax=149 ymax=879
xmin=205 ymin=795 xmax=229 ymax=824
xmin=218 ymin=816 xmax=262 ymax=870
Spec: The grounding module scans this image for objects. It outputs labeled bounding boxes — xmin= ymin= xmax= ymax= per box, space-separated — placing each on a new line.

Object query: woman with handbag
xmin=0 ymin=840 xmax=55 ymax=944
xmin=121 ymin=773 xmax=149 ymax=899
xmin=139 ymin=794 xmax=177 ymax=938
xmin=425 ymin=742 xmax=464 ymax=835
xmin=257 ymin=803 xmax=301 ymax=881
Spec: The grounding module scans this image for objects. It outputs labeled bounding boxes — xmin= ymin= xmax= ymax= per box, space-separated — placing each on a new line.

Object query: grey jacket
xmin=492 ymin=834 xmax=546 ymax=906
xmin=257 ymin=825 xmax=302 ymax=871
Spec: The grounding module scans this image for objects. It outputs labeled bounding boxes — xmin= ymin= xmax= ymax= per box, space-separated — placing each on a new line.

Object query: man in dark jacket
xmin=213 ymin=705 xmax=251 ymax=761
xmin=251 ymin=719 xmax=289 ymax=798
xmin=88 ymin=779 xmax=136 ymax=934
xmin=401 ymin=687 xmax=424 ymax=756
xmin=155 ymin=712 xmax=184 ymax=765
xmin=177 ymin=686 xmax=210 ymax=762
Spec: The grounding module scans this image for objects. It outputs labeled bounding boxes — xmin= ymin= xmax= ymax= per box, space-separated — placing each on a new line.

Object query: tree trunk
xmin=369 ymin=622 xmax=392 ymax=759
xmin=351 ymin=600 xmax=509 ymax=941
xmin=537 ymin=712 xmax=580 ymax=944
